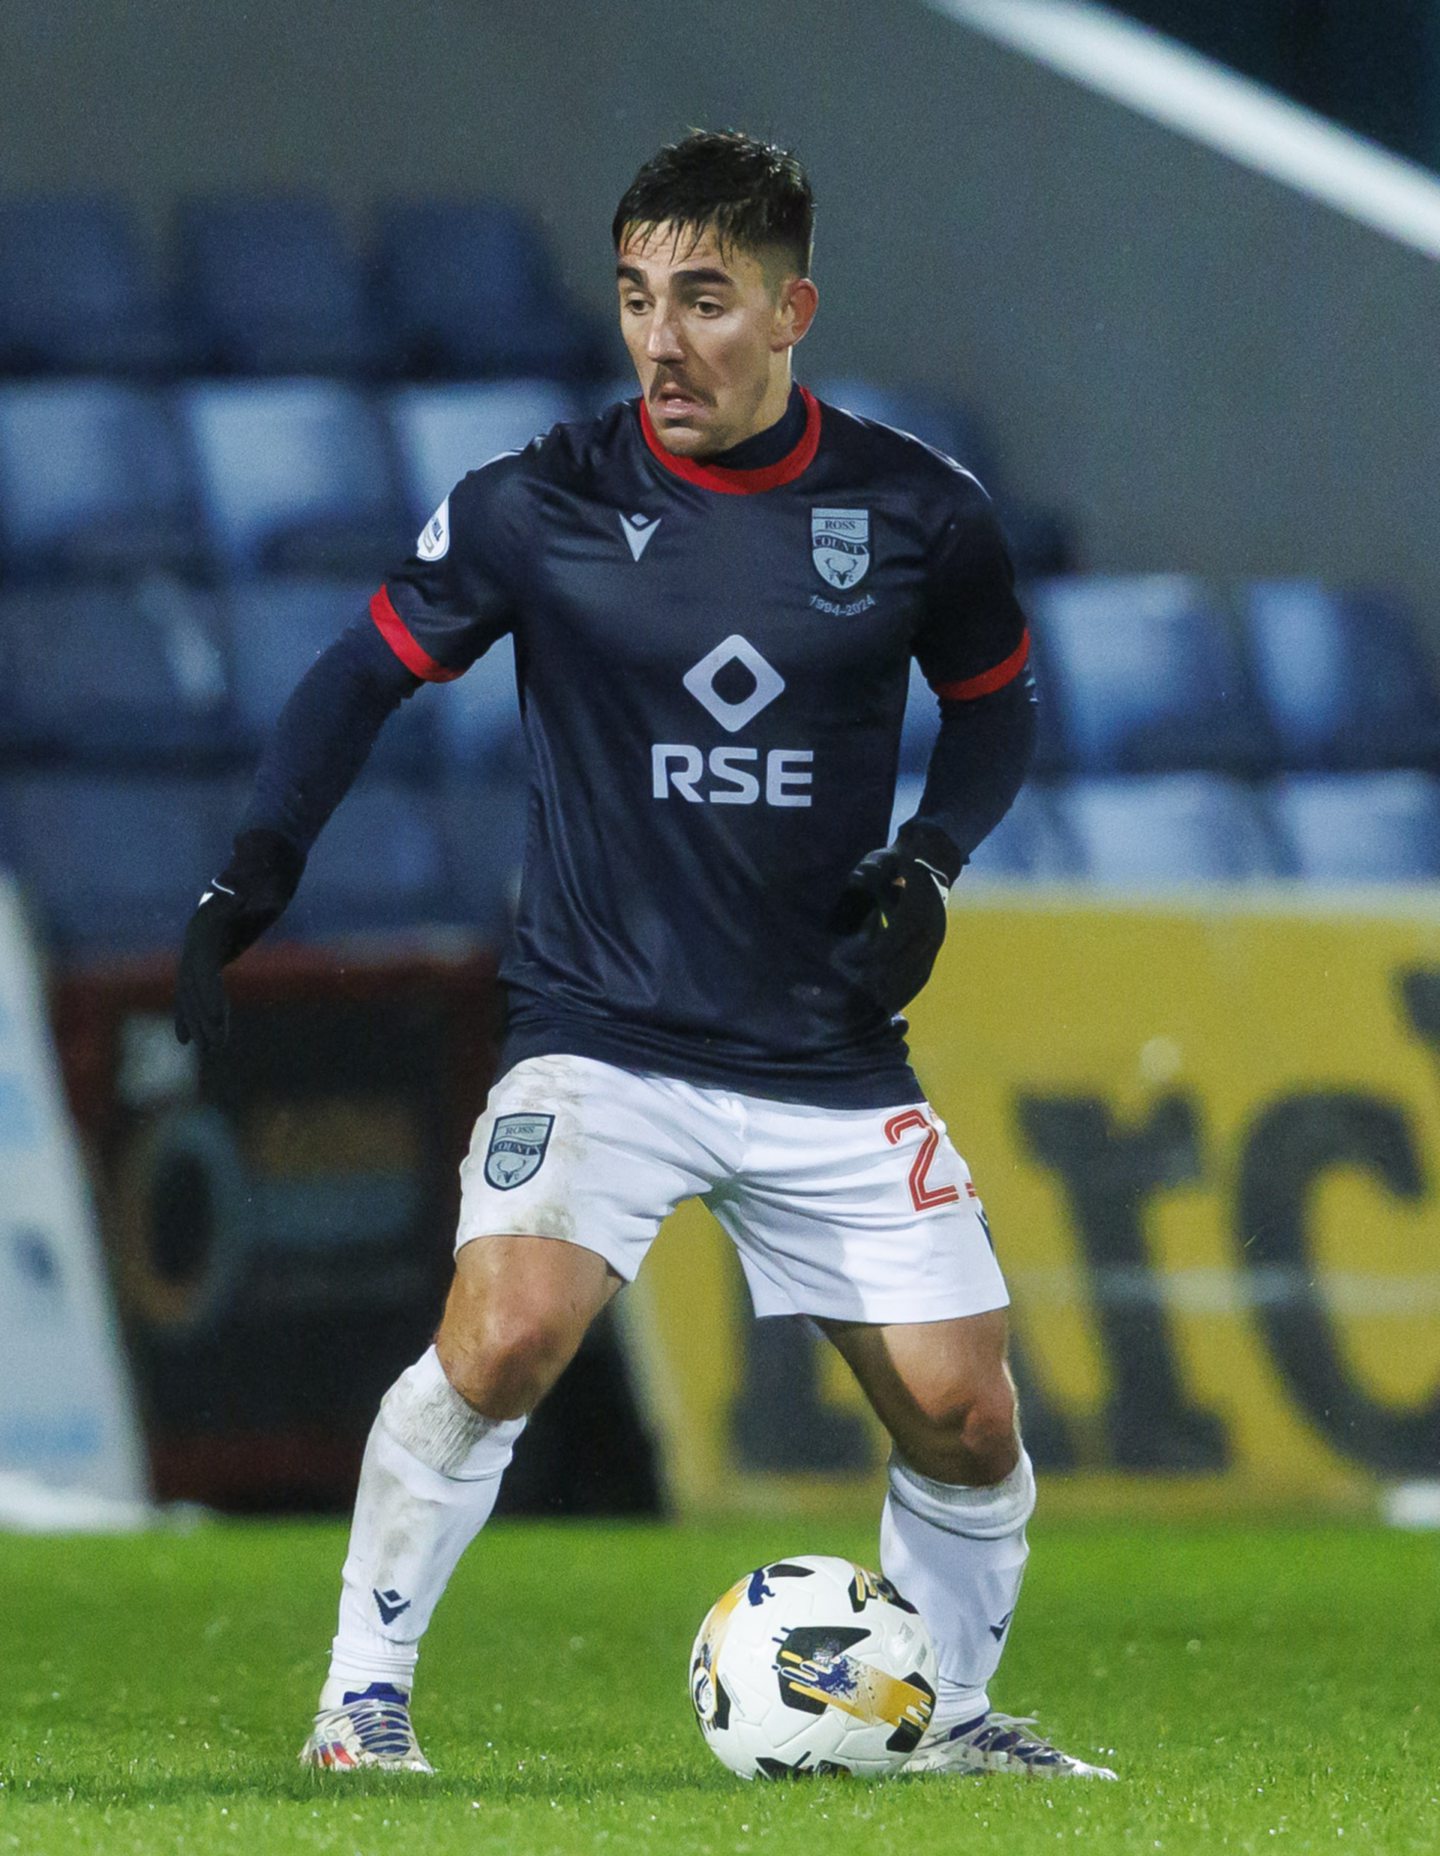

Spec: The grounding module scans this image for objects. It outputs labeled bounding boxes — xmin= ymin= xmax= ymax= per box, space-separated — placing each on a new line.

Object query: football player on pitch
xmin=175 ymin=130 xmax=1115 ymax=1781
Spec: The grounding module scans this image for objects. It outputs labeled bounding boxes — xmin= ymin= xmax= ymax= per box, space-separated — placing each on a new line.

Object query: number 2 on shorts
xmin=884 ymin=1108 xmax=962 ymax=1212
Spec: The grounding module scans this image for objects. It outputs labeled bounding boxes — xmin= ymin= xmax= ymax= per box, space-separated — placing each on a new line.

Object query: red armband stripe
xmin=931 ymin=628 xmax=1030 ymax=701
xmin=369 ymin=586 xmax=462 ymax=683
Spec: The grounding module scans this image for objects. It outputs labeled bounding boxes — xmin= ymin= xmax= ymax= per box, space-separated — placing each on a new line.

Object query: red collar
xmin=638 ymin=386 xmax=821 ymax=494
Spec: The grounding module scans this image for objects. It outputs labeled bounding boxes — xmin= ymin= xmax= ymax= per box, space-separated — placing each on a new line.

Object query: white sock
xmin=879 ymin=1447 xmax=1035 ymax=1730
xmin=320 ymin=1346 xmax=525 ymax=1706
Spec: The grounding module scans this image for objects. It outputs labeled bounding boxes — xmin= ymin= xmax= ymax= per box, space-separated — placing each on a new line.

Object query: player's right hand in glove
xmin=174 ymin=828 xmax=306 ymax=1053
xmin=829 ymin=822 xmax=959 ymax=1018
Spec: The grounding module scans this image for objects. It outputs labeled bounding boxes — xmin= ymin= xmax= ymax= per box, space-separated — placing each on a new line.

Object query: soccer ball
xmin=689 ymin=1554 xmax=937 ymax=1780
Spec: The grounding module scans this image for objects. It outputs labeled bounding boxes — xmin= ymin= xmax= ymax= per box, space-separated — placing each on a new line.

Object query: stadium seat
xmin=1266 ymin=772 xmax=1440 ymax=882
xmin=889 ymin=773 xmax=1078 ymax=880
xmin=433 ymin=635 xmax=524 ymax=776
xmin=0 ymin=196 xmax=188 ymax=376
xmin=813 ymin=377 xmax=997 ymax=484
xmin=900 ymin=647 xmax=1065 ymax=781
xmin=0 ymin=772 xmax=233 ymax=956
xmin=0 ymin=382 xmax=203 ymax=581
xmin=223 ymin=578 xmax=434 ymax=776
xmin=814 ymin=379 xmax=1072 ymax=576
xmin=0 ymin=581 xmax=234 ymax=766
xmin=176 ymin=195 xmax=382 ymax=375
xmin=285 ymin=776 xmax=461 ymax=940
xmin=178 ymin=381 xmax=407 ymax=577
xmin=386 ymin=382 xmax=577 ymax=530
xmin=1243 ymin=581 xmax=1440 ymax=772
xmin=431 ymin=635 xmax=528 ymax=933
xmin=1029 ymin=575 xmax=1270 ymax=774
xmin=1054 ymin=775 xmax=1281 ymax=884
xmin=898 ymin=661 xmax=943 ymax=776
xmin=373 ymin=199 xmax=606 ymax=381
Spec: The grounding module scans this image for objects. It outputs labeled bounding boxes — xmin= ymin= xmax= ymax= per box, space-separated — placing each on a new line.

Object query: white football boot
xmin=906 ymin=1710 xmax=1118 ymax=1780
xmin=298 ymin=1681 xmax=434 ymax=1773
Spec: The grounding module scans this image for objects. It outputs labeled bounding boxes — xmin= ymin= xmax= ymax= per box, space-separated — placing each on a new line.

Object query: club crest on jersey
xmin=811 ymin=508 xmax=870 ymax=590
xmin=483 ymin=1113 xmax=554 ymax=1190
xmin=417 ymin=497 xmax=450 ymax=562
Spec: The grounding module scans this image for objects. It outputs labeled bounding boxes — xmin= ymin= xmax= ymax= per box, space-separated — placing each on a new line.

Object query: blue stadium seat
xmin=965 ymin=784 xmax=1081 ymax=880
xmin=1055 ymin=775 xmax=1280 ymax=884
xmin=373 ymin=200 xmax=606 ymax=381
xmin=1 ymin=772 xmax=232 ymax=955
xmin=889 ymin=773 xmax=1078 ymax=880
xmin=591 ymin=375 xmax=640 ymax=416
xmin=900 ymin=645 xmax=1064 ymax=780
xmin=898 ymin=661 xmax=943 ymax=776
xmin=433 ymin=636 xmax=524 ymax=776
xmin=178 ymin=381 xmax=406 ymax=577
xmin=0 ymin=382 xmax=202 ymax=580
xmin=0 ymin=197 xmax=188 ymax=376
xmin=176 ymin=195 xmax=382 ymax=375
xmin=815 ymin=380 xmax=1072 ymax=576
xmin=1029 ymin=575 xmax=1270 ymax=774
xmin=386 ymin=382 xmax=577 ymax=530
xmin=286 ymin=776 xmax=460 ymax=940
xmin=433 ymin=637 xmax=527 ymax=933
xmin=0 ymin=582 xmax=233 ymax=766
xmin=813 ymin=377 xmax=996 ymax=484
xmin=223 ymin=578 xmax=434 ymax=775
xmin=1267 ymin=773 xmax=1440 ymax=882
xmin=1244 ymin=581 xmax=1440 ymax=772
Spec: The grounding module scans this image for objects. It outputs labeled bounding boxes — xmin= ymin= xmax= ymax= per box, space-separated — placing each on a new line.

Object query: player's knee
xmin=958 ymin=1383 xmax=1020 ymax=1484
xmin=438 ymin=1299 xmax=580 ymax=1419
xmin=904 ymin=1375 xmax=1018 ymax=1485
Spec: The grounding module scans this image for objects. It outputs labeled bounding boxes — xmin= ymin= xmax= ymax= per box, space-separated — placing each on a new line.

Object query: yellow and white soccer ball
xmin=689 ymin=1554 xmax=937 ymax=1780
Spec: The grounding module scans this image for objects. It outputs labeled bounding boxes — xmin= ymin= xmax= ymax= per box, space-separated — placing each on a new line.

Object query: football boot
xmin=907 ymin=1710 xmax=1117 ymax=1779
xmin=298 ymin=1681 xmax=434 ymax=1773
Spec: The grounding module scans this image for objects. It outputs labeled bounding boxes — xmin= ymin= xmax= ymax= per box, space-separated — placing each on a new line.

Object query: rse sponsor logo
xmin=683 ymin=635 xmax=785 ymax=735
xmin=652 ymin=744 xmax=813 ymax=808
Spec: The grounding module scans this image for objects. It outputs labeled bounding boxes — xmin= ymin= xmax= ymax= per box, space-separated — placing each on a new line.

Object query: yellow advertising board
xmin=623 ymin=891 xmax=1440 ymax=1518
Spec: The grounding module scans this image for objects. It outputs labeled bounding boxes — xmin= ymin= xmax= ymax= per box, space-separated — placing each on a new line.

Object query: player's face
xmin=616 ymin=223 xmax=817 ymax=458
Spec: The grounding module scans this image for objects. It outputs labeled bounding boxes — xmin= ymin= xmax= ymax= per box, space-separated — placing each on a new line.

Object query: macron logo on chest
xmin=619 ymin=511 xmax=661 ymax=561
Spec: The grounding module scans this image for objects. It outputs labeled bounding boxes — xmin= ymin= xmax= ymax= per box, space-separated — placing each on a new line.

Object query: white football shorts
xmin=455 ymin=1053 xmax=1008 ymax=1325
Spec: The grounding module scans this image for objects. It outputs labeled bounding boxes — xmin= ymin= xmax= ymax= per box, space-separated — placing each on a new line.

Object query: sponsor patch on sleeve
xmin=417 ymin=496 xmax=450 ymax=561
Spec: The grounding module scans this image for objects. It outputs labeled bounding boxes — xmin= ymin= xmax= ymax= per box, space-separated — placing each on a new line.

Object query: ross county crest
xmin=811 ymin=508 xmax=870 ymax=590
xmin=483 ymin=1112 xmax=555 ymax=1190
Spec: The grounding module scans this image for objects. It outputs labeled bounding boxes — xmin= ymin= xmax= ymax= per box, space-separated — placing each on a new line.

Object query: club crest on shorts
xmin=483 ymin=1112 xmax=554 ymax=1190
xmin=811 ymin=508 xmax=870 ymax=590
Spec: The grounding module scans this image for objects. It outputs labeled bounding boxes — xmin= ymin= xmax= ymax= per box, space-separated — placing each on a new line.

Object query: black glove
xmin=174 ymin=829 xmax=306 ymax=1052
xmin=830 ymin=822 xmax=960 ymax=1017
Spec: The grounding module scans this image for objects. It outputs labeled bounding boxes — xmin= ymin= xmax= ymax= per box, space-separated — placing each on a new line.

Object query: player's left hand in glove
xmin=174 ymin=828 xmax=306 ymax=1053
xmin=830 ymin=822 xmax=959 ymax=1017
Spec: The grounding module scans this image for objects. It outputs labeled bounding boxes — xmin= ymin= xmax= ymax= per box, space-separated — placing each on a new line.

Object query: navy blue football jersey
xmin=372 ymin=385 xmax=1029 ymax=1107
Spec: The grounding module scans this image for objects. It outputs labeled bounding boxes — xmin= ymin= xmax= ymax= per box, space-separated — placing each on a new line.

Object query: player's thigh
xmin=717 ymin=1097 xmax=1008 ymax=1326
xmin=457 ymin=1052 xmax=719 ymax=1281
xmin=448 ymin=1053 xmax=725 ymax=1410
xmin=820 ymin=1308 xmax=1019 ymax=1482
xmin=437 ymin=1232 xmax=623 ymax=1415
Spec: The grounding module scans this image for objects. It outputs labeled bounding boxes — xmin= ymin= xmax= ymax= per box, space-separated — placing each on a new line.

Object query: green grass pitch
xmin=2 ymin=1515 xmax=1436 ymax=1854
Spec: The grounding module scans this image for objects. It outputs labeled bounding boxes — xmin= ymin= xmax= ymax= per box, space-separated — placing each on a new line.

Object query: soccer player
xmin=175 ymin=131 xmax=1114 ymax=1782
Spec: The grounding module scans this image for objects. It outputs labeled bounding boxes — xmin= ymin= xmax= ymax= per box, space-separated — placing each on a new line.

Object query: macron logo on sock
xmin=373 ymin=1588 xmax=411 ymax=1626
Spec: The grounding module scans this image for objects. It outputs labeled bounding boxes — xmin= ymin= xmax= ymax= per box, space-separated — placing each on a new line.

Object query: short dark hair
xmin=613 ymin=130 xmax=814 ymax=277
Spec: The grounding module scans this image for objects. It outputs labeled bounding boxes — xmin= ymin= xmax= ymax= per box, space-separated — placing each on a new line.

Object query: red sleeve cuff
xmin=369 ymin=586 xmax=463 ymax=683
xmin=930 ymin=627 xmax=1030 ymax=701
